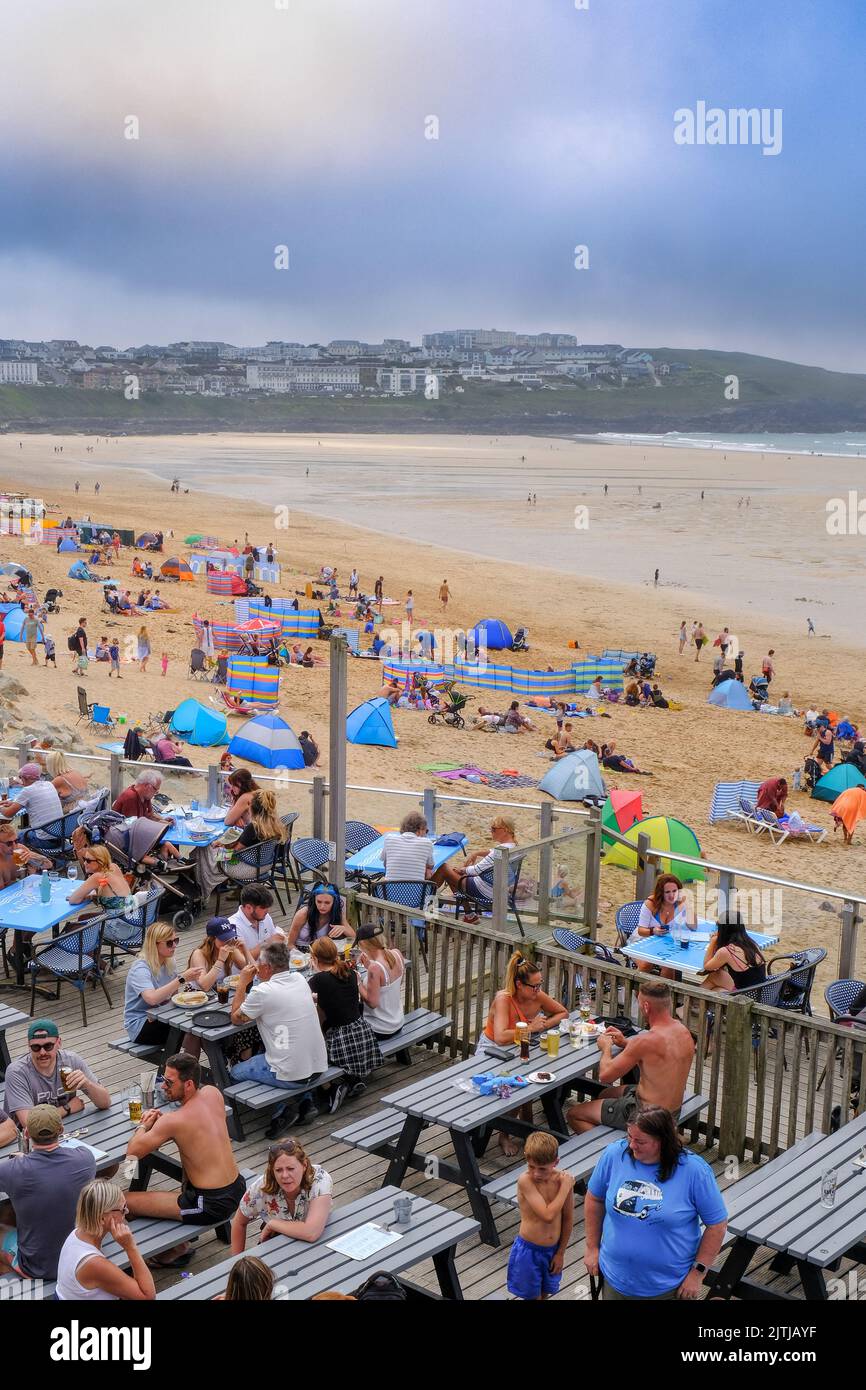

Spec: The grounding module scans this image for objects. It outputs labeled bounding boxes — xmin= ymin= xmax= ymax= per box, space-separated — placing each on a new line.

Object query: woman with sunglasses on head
xmin=230 ymin=1138 xmax=333 ymax=1254
xmin=123 ymin=922 xmax=204 ymax=1050
xmin=56 ymin=1179 xmax=155 ymax=1301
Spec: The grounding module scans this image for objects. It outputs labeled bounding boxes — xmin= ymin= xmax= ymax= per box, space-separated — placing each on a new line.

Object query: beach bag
xmin=354 ymin=1271 xmax=407 ymax=1301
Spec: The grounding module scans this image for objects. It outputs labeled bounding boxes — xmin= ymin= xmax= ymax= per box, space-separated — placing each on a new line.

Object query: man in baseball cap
xmin=0 ymin=762 xmax=63 ymax=841
xmin=0 ymin=1104 xmax=96 ymax=1281
xmin=4 ymin=1018 xmax=110 ymax=1129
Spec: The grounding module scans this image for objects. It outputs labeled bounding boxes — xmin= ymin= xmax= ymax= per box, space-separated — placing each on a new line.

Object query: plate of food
xmin=289 ymin=953 xmax=308 ymax=971
xmin=171 ymin=990 xmax=209 ymax=1008
xmin=222 ymin=975 xmax=241 ymax=992
xmin=525 ymin=1070 xmax=555 ymax=1084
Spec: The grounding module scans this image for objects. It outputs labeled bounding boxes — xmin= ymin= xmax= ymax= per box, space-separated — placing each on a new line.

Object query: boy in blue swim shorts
xmin=507 ymin=1131 xmax=574 ymax=1300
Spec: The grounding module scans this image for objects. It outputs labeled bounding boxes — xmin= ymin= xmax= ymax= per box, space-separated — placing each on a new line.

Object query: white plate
xmin=526 ymin=1070 xmax=556 ymax=1084
xmin=171 ymin=991 xmax=209 ymax=1008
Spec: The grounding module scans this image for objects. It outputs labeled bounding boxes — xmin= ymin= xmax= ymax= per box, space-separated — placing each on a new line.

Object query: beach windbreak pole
xmin=328 ymin=632 xmax=348 ymax=887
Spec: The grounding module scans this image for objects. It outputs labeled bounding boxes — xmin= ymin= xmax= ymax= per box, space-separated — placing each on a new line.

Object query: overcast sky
xmin=1 ymin=0 xmax=864 ymax=370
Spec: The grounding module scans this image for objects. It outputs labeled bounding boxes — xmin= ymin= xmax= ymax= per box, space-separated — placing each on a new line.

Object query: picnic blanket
xmin=433 ymin=765 xmax=538 ymax=790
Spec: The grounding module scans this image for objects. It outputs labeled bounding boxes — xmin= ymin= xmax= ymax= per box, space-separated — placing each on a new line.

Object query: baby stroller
xmin=105 ymin=816 xmax=204 ymax=931
xmin=749 ymin=674 xmax=770 ymax=702
xmin=510 ymin=627 xmax=529 ymax=652
xmin=44 ymin=588 xmax=63 ymax=614
xmin=638 ymin=652 xmax=656 ymax=678
xmin=428 ymin=684 xmax=471 ymax=729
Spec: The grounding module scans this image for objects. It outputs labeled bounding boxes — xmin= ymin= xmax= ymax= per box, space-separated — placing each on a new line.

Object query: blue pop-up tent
xmin=170 ymin=698 xmax=229 ymax=746
xmin=346 ymin=696 xmax=398 ymax=747
xmin=58 ymin=537 xmax=79 ymax=553
xmin=707 ymin=679 xmax=754 ymax=711
xmin=1 ymin=608 xmax=43 ymax=643
xmin=539 ymin=749 xmax=606 ymax=802
xmin=68 ymin=559 xmax=93 ymax=581
xmin=470 ymin=618 xmax=513 ymax=651
xmin=228 ymin=713 xmax=304 ymax=769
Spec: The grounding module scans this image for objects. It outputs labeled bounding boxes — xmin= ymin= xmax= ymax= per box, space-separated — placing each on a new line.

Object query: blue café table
xmin=345 ymin=834 xmax=467 ymax=881
xmin=0 ymin=877 xmax=86 ymax=988
xmin=164 ymin=812 xmax=227 ymax=850
xmin=622 ymin=922 xmax=779 ymax=979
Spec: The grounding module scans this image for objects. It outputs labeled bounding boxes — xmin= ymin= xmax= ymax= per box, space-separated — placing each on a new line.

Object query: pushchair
xmin=749 ymin=674 xmax=770 ymax=701
xmin=428 ymin=683 xmax=471 ymax=729
xmin=510 ymin=627 xmax=529 ymax=652
xmin=105 ymin=816 xmax=203 ymax=931
xmin=638 ymin=652 xmax=656 ymax=678
xmin=44 ymin=588 xmax=63 ymax=613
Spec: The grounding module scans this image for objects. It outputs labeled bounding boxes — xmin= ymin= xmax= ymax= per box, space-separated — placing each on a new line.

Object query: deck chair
xmin=210 ymin=654 xmax=228 ymax=685
xmin=188 ymin=648 xmax=208 ymax=680
xmin=88 ymin=703 xmax=115 ymax=731
xmin=455 ymin=858 xmax=525 ymax=937
xmin=75 ymin=685 xmax=94 ymax=725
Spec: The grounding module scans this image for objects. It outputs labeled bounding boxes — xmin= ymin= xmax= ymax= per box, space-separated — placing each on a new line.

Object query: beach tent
xmin=228 ymin=713 xmax=304 ymax=769
xmin=469 ymin=618 xmax=513 ymax=652
xmin=169 ymin=698 xmax=228 ymax=746
xmin=1 ymin=608 xmax=44 ymax=643
xmin=603 ymin=815 xmax=705 ymax=882
xmin=68 ymin=559 xmax=94 ymax=581
xmin=539 ymin=750 xmax=606 ymax=803
xmin=707 ymin=679 xmax=754 ymax=711
xmin=226 ymin=655 xmax=280 ymax=708
xmin=601 ymin=790 xmax=644 ymax=845
xmin=160 ymin=557 xmax=194 ymax=582
xmin=58 ymin=537 xmax=79 ymax=553
xmin=812 ymin=763 xmax=866 ymax=803
xmin=206 ymin=569 xmax=235 ymax=596
xmin=709 ymin=779 xmax=762 ymax=824
xmin=346 ymin=696 xmax=398 ymax=748
xmin=136 ymin=533 xmax=160 ymax=549
xmin=0 ymin=562 xmax=30 ymax=579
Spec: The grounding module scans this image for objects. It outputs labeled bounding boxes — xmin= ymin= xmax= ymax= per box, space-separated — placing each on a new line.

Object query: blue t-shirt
xmin=124 ymin=958 xmax=174 ymax=1040
xmin=588 ymin=1139 xmax=727 ymax=1297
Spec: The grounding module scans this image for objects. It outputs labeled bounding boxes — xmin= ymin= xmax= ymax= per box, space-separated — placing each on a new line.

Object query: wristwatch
xmin=693 ymin=1261 xmax=708 ymax=1275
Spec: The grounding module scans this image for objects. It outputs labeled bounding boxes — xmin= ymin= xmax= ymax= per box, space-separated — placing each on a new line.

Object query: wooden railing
xmin=354 ymin=895 xmax=866 ymax=1162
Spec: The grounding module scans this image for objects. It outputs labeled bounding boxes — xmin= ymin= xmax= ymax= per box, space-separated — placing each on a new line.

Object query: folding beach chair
xmin=188 ymin=648 xmax=208 ymax=680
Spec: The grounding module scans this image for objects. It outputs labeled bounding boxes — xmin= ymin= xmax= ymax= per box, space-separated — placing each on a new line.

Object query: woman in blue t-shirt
xmin=585 ymin=1107 xmax=727 ymax=1300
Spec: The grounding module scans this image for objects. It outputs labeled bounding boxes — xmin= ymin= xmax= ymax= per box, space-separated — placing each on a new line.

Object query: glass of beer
xmin=127 ymin=1088 xmax=143 ymax=1123
xmin=546 ymin=1030 xmax=560 ymax=1059
xmin=59 ymin=1066 xmax=75 ymax=1094
xmin=538 ymin=1030 xmax=549 ymax=1054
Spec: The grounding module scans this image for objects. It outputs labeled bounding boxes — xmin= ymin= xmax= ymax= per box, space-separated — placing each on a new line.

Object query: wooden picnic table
xmin=158 ymin=1185 xmax=479 ymax=1301
xmin=0 ymin=1092 xmax=184 ymax=1184
xmin=711 ymin=1110 xmax=866 ymax=1300
xmin=151 ymin=996 xmax=246 ymax=1091
xmin=380 ymin=1020 xmax=603 ymax=1246
xmin=0 ymin=1002 xmax=29 ymax=1078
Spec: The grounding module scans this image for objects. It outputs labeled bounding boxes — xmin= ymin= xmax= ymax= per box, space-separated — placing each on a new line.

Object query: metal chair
xmin=290 ymin=838 xmax=330 ymax=894
xmin=27 ymin=917 xmax=112 ymax=1027
xmin=273 ymin=811 xmax=301 ymax=896
xmin=733 ymin=948 xmax=827 ymax=1073
xmin=371 ymin=879 xmax=435 ymax=964
xmin=213 ymin=840 xmax=287 ymax=916
xmin=455 ymin=858 xmax=525 ymax=937
xmin=825 ymin=978 xmax=866 ymax=1022
xmin=550 ymin=927 xmax=624 ymax=1008
xmin=104 ymin=885 xmax=164 ymax=969
xmin=344 ymin=820 xmax=380 ymax=854
xmin=188 ymin=648 xmax=208 ymax=680
xmin=24 ymin=810 xmax=82 ymax=864
xmin=614 ymin=900 xmax=643 ymax=955
xmin=75 ymin=686 xmax=94 ymax=725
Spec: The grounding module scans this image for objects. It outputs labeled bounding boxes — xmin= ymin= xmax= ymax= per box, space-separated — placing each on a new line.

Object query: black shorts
xmin=178 ymin=1173 xmax=246 ymax=1225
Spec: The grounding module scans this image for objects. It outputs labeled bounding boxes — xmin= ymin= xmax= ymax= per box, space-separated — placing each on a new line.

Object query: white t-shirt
xmin=240 ymin=970 xmax=327 ymax=1081
xmin=14 ymin=780 xmax=63 ymax=830
xmin=227 ymin=907 xmax=283 ymax=954
xmin=381 ymin=832 xmax=434 ymax=882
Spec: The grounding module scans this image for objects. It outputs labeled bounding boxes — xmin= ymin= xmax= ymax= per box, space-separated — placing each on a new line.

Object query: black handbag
xmin=354 ymin=1271 xmax=407 ymax=1301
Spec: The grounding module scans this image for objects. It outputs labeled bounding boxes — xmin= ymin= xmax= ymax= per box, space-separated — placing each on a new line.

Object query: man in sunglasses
xmin=4 ymin=1019 xmax=111 ymax=1129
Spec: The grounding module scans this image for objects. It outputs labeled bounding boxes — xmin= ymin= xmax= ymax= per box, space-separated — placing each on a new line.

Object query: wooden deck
xmin=3 ymin=904 xmax=863 ymax=1302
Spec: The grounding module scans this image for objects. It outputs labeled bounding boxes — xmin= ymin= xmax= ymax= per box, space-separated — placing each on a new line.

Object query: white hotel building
xmin=0 ymin=360 xmax=38 ymax=384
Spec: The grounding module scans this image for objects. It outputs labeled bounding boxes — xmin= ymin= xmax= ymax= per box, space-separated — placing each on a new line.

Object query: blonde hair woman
xmin=67 ymin=843 xmax=132 ymax=913
xmin=123 ymin=922 xmax=203 ymax=1049
xmin=137 ymin=624 xmax=151 ymax=672
xmin=432 ymin=815 xmax=518 ymax=922
xmin=356 ymin=923 xmax=405 ymax=1039
xmin=56 ymin=1179 xmax=155 ymax=1301
xmin=237 ymin=790 xmax=287 ymax=849
xmin=46 ymin=750 xmax=90 ymax=809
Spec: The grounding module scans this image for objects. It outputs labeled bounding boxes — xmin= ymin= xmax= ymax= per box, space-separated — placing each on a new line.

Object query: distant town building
xmin=0 ymin=360 xmax=38 ymax=384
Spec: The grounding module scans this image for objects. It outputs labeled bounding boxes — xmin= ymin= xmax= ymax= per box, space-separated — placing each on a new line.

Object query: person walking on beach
xmin=604 ymin=483 xmax=608 ymax=496
xmin=693 ymin=623 xmax=706 ymax=661
xmin=405 ymin=590 xmax=414 ymax=622
xmin=74 ymin=481 xmax=79 ymax=494
xmin=108 ymin=638 xmax=121 ymax=678
xmin=653 ymin=568 xmax=659 ymax=588
xmin=762 ymin=650 xmax=775 ymax=685
xmin=439 ymin=580 xmax=451 ymax=611
xmin=137 ymin=625 xmax=151 ymax=674
xmin=678 ymin=621 xmax=687 ymax=655
xmin=374 ymin=576 xmax=383 ymax=607
xmin=160 ymin=651 xmax=169 ymax=678
xmin=807 ymin=618 xmax=816 ymax=636
xmin=94 ymin=482 xmax=100 ymax=496
xmin=349 ymin=569 xmax=358 ymax=598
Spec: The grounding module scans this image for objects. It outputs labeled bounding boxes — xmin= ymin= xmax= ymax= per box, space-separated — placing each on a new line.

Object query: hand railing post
xmin=109 ymin=753 xmax=122 ymax=803
xmin=207 ymin=763 xmax=220 ymax=807
xmin=311 ymin=775 xmax=327 ymax=841
xmin=583 ymin=806 xmax=602 ymax=939
xmin=492 ymin=848 xmax=509 ymax=934
xmin=422 ymin=787 xmax=437 ymax=836
xmin=840 ymin=899 xmax=862 ymax=980
xmin=719 ymin=997 xmax=752 ymax=1162
xmin=718 ymin=869 xmax=736 ymax=920
xmin=537 ymin=802 xmax=553 ymax=928
xmin=635 ymin=832 xmax=655 ymax=900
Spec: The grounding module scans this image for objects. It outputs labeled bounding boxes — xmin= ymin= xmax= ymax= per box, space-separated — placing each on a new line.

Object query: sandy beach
xmin=0 ymin=430 xmax=863 ymax=1001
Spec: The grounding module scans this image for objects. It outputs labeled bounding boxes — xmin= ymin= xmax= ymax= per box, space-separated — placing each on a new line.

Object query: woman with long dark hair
xmin=584 ymin=1106 xmax=727 ymax=1301
xmin=287 ymin=884 xmax=353 ymax=949
xmin=701 ymin=912 xmax=766 ymax=992
xmin=630 ymin=872 xmax=696 ymax=979
xmin=309 ymin=936 xmax=382 ymax=1112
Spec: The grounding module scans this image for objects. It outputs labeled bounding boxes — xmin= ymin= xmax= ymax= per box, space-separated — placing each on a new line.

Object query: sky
xmin=1 ymin=0 xmax=865 ymax=370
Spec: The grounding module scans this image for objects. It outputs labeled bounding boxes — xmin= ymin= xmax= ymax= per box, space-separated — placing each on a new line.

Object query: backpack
xmin=354 ymin=1271 xmax=407 ymax=1301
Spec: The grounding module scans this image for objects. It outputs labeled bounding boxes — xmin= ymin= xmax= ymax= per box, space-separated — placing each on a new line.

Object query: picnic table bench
xmin=157 ymin=1185 xmax=479 ymax=1301
xmin=0 ymin=1001 xmax=29 ymax=1077
xmin=710 ymin=1110 xmax=866 ymax=1300
xmin=223 ymin=1009 xmax=450 ymax=1137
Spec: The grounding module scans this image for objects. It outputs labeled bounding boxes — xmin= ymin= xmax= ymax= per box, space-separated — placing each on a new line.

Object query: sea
xmin=589 ymin=431 xmax=866 ymax=458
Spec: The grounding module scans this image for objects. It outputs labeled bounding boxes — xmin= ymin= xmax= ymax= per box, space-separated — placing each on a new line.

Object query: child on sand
xmin=160 ymin=651 xmax=168 ymax=677
xmin=108 ymin=638 xmax=121 ymax=678
xmin=507 ymin=1132 xmax=574 ymax=1301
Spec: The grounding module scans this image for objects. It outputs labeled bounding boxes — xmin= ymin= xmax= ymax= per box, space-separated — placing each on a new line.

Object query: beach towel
xmin=417 ymin=761 xmax=464 ymax=772
xmin=831 ymin=787 xmax=866 ymax=836
xmin=432 ymin=766 xmax=538 ymax=790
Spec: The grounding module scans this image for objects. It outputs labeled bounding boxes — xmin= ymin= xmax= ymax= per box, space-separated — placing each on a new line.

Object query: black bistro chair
xmin=27 ymin=917 xmax=112 ymax=1027
xmin=214 ymin=840 xmax=287 ymax=916
xmin=371 ymin=879 xmax=436 ymax=964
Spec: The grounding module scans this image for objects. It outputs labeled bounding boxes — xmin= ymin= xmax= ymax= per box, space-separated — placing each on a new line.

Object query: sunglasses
xmin=29 ymin=1040 xmax=57 ymax=1052
xmin=268 ymin=1141 xmax=301 ymax=1158
xmin=162 ymin=937 xmax=180 ymax=947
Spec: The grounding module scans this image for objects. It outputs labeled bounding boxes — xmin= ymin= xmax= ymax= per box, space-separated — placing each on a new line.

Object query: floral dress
xmin=239 ymin=1167 xmax=333 ymax=1232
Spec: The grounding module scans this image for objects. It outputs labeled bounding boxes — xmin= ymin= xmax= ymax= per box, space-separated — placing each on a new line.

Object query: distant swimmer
xmin=532 ymin=493 xmax=537 ymax=505
xmin=74 ymin=481 xmax=79 ymax=493
xmin=603 ymin=484 xmax=608 ymax=495
xmin=306 ymin=467 xmax=309 ymax=476
xmin=700 ymin=490 xmax=704 ymax=500
xmin=527 ymin=493 xmax=532 ymax=505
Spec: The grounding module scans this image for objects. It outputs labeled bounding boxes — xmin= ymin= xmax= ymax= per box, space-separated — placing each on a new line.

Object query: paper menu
xmin=326 ymin=1222 xmax=403 ymax=1260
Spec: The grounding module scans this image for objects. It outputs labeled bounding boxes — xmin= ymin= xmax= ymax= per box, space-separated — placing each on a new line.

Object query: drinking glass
xmin=820 ymin=1168 xmax=838 ymax=1208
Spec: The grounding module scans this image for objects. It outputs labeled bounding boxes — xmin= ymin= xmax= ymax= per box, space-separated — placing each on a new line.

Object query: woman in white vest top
xmin=356 ymin=923 xmax=405 ymax=1038
xmin=56 ymin=1179 xmax=155 ymax=1300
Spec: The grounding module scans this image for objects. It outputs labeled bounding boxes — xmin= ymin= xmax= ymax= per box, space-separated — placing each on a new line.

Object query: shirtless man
xmin=550 ymin=722 xmax=576 ymax=759
xmin=124 ymin=1052 xmax=244 ymax=1228
xmin=566 ymin=980 xmax=694 ymax=1133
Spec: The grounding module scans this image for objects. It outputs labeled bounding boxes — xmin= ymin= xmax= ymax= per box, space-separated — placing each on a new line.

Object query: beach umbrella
xmin=160 ymin=557 xmax=194 ymax=582
xmin=601 ymin=790 xmax=644 ymax=845
xmin=184 ymin=533 xmax=204 ymax=544
xmin=228 ymin=713 xmax=304 ymax=769
xmin=603 ymin=815 xmax=705 ymax=882
xmin=346 ymin=696 xmax=398 ymax=748
xmin=235 ymin=618 xmax=280 ymax=635
xmin=469 ymin=617 xmax=513 ymax=651
xmin=830 ymin=788 xmax=866 ymax=839
xmin=812 ymin=763 xmax=866 ymax=802
xmin=136 ymin=532 xmax=159 ymax=548
xmin=539 ymin=750 xmax=606 ymax=803
xmin=0 ymin=562 xmax=29 ymax=577
xmin=169 ymin=698 xmax=229 ymax=746
xmin=707 ymin=679 xmax=754 ymax=711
